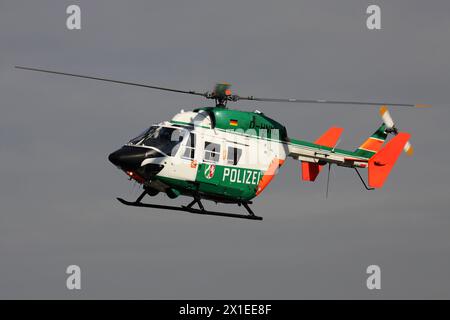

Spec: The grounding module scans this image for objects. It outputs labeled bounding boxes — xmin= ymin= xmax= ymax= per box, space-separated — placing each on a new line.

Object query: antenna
xmin=325 ymin=163 xmax=332 ymax=198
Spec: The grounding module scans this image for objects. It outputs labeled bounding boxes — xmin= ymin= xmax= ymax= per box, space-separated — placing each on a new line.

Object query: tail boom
xmin=288 ymin=107 xmax=413 ymax=189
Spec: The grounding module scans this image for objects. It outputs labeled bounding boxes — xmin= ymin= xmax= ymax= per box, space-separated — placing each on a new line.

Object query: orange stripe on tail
xmin=359 ymin=137 xmax=385 ymax=153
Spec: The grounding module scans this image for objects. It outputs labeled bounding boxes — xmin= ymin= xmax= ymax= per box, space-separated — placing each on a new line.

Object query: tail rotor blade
xmin=379 ymin=106 xmax=395 ymax=129
xmin=404 ymin=141 xmax=414 ymax=156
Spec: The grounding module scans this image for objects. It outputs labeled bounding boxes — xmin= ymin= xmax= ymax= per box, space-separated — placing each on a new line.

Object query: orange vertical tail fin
xmin=368 ymin=132 xmax=411 ymax=188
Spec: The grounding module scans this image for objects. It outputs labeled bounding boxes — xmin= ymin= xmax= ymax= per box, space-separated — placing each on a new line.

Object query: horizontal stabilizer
xmin=368 ymin=132 xmax=411 ymax=188
xmin=302 ymin=127 xmax=343 ymax=181
xmin=315 ymin=127 xmax=344 ymax=147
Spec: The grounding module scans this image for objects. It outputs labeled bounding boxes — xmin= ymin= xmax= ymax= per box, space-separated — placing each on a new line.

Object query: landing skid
xmin=116 ymin=193 xmax=263 ymax=221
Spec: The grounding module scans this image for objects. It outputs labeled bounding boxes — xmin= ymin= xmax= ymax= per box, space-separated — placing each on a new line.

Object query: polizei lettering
xmin=223 ymin=167 xmax=261 ymax=185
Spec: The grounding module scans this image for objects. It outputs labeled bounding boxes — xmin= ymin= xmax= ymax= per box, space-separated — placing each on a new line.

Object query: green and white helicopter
xmin=16 ymin=66 xmax=427 ymax=220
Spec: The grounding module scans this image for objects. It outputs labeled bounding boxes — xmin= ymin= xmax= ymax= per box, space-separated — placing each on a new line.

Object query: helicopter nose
xmin=108 ymin=146 xmax=148 ymax=171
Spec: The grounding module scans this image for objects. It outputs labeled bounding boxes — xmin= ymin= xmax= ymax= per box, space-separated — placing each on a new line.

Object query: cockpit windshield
xmin=129 ymin=126 xmax=185 ymax=156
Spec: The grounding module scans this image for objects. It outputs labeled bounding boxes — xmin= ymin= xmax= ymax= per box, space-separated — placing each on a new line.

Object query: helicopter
xmin=15 ymin=66 xmax=428 ymax=221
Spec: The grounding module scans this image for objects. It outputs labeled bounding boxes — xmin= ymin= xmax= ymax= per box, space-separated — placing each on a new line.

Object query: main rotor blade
xmin=15 ymin=66 xmax=208 ymax=98
xmin=236 ymin=95 xmax=426 ymax=108
xmin=16 ymin=66 xmax=430 ymax=108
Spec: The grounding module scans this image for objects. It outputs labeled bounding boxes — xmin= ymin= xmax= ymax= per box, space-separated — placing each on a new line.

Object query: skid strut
xmin=242 ymin=202 xmax=255 ymax=216
xmin=134 ymin=189 xmax=147 ymax=203
xmin=184 ymin=197 xmax=205 ymax=211
xmin=117 ymin=192 xmax=262 ymax=221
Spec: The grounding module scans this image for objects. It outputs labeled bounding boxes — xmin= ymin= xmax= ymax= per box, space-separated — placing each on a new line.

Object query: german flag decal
xmin=229 ymin=119 xmax=238 ymax=126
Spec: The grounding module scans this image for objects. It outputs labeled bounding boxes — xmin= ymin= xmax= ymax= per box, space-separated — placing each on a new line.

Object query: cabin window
xmin=136 ymin=126 xmax=184 ymax=156
xmin=227 ymin=146 xmax=242 ymax=165
xmin=182 ymin=133 xmax=196 ymax=159
xmin=204 ymin=141 xmax=221 ymax=163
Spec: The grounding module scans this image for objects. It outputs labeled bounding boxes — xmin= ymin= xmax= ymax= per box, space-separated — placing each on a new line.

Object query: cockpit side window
xmin=182 ymin=133 xmax=196 ymax=159
xmin=204 ymin=141 xmax=221 ymax=163
xmin=129 ymin=127 xmax=153 ymax=145
xmin=130 ymin=126 xmax=184 ymax=156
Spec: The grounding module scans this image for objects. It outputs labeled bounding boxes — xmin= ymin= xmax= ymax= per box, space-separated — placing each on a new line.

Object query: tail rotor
xmin=379 ymin=106 xmax=414 ymax=156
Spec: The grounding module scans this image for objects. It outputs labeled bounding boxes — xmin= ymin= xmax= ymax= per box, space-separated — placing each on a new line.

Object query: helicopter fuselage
xmin=109 ymin=106 xmax=289 ymax=203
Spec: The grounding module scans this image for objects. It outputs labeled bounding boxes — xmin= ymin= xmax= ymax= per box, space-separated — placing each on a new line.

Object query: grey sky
xmin=1 ymin=0 xmax=449 ymax=299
